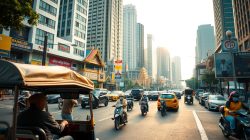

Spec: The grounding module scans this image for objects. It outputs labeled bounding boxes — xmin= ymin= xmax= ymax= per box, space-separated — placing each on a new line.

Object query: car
xmin=131 ymin=89 xmax=144 ymax=101
xmin=205 ymin=95 xmax=226 ymax=111
xmin=173 ymin=91 xmax=182 ymax=99
xmin=157 ymin=92 xmax=179 ymax=112
xmin=199 ymin=92 xmax=210 ymax=105
xmin=47 ymin=94 xmax=60 ymax=103
xmin=195 ymin=91 xmax=204 ymax=100
xmin=81 ymin=89 xmax=109 ymax=109
xmin=107 ymin=90 xmax=124 ymax=101
xmin=147 ymin=91 xmax=159 ymax=101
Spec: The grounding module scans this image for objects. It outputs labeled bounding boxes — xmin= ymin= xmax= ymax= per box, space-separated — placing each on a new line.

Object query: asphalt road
xmin=0 ymin=97 xmax=237 ymax=140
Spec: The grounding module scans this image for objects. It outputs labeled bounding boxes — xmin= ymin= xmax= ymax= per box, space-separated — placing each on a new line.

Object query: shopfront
xmin=83 ymin=49 xmax=105 ymax=88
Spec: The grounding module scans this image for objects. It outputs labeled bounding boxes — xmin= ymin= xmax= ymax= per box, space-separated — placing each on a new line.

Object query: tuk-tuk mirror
xmin=60 ymin=93 xmax=79 ymax=99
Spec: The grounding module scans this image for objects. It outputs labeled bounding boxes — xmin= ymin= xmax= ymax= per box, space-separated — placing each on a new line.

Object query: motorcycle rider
xmin=139 ymin=93 xmax=149 ymax=112
xmin=115 ymin=93 xmax=128 ymax=122
xmin=224 ymin=91 xmax=250 ymax=134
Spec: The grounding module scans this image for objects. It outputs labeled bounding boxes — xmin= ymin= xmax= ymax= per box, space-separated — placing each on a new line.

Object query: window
xmin=38 ymin=14 xmax=56 ymax=29
xmin=66 ymin=28 xmax=70 ymax=36
xmin=75 ymin=40 xmax=84 ymax=48
xmin=50 ymin=0 xmax=58 ymax=4
xmin=73 ymin=48 xmax=84 ymax=56
xmin=39 ymin=0 xmax=57 ymax=16
xmin=35 ymin=28 xmax=54 ymax=49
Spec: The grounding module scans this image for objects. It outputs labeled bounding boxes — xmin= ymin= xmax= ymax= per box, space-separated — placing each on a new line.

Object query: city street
xmin=0 ymin=97 xmax=235 ymax=140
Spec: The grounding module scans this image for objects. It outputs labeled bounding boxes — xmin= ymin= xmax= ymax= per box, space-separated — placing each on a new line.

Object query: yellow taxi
xmin=106 ymin=90 xmax=124 ymax=101
xmin=157 ymin=92 xmax=179 ymax=112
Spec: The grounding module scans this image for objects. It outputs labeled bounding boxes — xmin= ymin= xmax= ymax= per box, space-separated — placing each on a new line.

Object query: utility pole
xmin=42 ymin=34 xmax=48 ymax=66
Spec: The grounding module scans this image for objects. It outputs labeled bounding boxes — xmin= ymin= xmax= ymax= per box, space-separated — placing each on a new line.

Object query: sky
xmin=123 ymin=0 xmax=215 ymax=80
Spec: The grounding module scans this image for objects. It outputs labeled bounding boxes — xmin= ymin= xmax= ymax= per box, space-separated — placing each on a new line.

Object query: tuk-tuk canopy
xmin=0 ymin=60 xmax=94 ymax=94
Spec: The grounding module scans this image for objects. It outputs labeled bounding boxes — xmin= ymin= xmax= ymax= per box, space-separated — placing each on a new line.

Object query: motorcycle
xmin=140 ymin=100 xmax=148 ymax=116
xmin=58 ymin=98 xmax=63 ymax=110
xmin=112 ymin=104 xmax=127 ymax=130
xmin=17 ymin=95 xmax=28 ymax=112
xmin=127 ymin=98 xmax=134 ymax=111
xmin=160 ymin=100 xmax=167 ymax=116
xmin=219 ymin=108 xmax=250 ymax=140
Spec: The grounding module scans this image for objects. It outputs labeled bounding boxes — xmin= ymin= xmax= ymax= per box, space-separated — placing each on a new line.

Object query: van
xmin=131 ymin=89 xmax=144 ymax=101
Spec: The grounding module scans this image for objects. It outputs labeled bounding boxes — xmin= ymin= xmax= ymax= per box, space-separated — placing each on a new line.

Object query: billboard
xmin=115 ymin=60 xmax=122 ymax=79
xmin=215 ymin=53 xmax=234 ymax=78
xmin=0 ymin=34 xmax=12 ymax=57
xmin=234 ymin=52 xmax=250 ymax=78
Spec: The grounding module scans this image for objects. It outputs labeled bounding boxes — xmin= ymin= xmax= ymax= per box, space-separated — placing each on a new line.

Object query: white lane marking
xmin=97 ymin=116 xmax=113 ymax=122
xmin=51 ymin=110 xmax=61 ymax=114
xmin=188 ymin=110 xmax=210 ymax=113
xmin=192 ymin=110 xmax=208 ymax=140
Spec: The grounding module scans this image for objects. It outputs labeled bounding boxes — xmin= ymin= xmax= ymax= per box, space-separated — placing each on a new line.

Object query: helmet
xmin=119 ymin=93 xmax=124 ymax=97
xmin=229 ymin=91 xmax=239 ymax=98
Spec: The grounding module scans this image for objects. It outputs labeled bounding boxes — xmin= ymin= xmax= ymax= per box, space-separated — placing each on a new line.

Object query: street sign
xmin=222 ymin=38 xmax=238 ymax=52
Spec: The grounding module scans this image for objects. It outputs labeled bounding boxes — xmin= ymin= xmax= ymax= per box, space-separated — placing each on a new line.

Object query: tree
xmin=185 ymin=77 xmax=198 ymax=89
xmin=0 ymin=0 xmax=38 ymax=30
xmin=201 ymin=70 xmax=218 ymax=91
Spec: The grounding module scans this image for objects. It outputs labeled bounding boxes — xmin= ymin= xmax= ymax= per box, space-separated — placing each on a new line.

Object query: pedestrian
xmin=61 ymin=99 xmax=78 ymax=121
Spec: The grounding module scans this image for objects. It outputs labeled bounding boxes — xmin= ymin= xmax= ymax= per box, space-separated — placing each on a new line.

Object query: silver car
xmin=205 ymin=95 xmax=226 ymax=111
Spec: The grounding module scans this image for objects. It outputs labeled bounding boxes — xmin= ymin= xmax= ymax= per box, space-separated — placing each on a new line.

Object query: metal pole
xmin=42 ymin=34 xmax=48 ymax=66
xmin=12 ymin=86 xmax=19 ymax=140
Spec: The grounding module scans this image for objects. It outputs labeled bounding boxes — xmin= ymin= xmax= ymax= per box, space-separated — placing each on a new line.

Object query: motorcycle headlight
xmin=115 ymin=114 xmax=119 ymax=118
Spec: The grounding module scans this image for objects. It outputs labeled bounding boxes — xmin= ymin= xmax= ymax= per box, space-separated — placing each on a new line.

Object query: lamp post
xmin=42 ymin=34 xmax=48 ymax=66
xmin=225 ymin=30 xmax=237 ymax=90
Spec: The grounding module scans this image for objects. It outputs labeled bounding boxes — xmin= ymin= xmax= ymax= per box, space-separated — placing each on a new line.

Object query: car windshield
xmin=111 ymin=91 xmax=121 ymax=95
xmin=203 ymin=93 xmax=210 ymax=96
xmin=210 ymin=96 xmax=225 ymax=100
xmin=160 ymin=94 xmax=174 ymax=99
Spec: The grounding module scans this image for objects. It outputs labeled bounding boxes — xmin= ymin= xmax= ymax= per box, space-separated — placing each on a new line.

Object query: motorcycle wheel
xmin=141 ymin=109 xmax=144 ymax=116
xmin=243 ymin=127 xmax=250 ymax=140
xmin=115 ymin=118 xmax=120 ymax=130
xmin=161 ymin=108 xmax=165 ymax=116
xmin=222 ymin=123 xmax=230 ymax=138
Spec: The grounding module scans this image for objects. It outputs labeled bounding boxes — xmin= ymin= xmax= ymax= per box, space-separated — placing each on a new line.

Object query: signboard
xmin=215 ymin=53 xmax=234 ymax=78
xmin=234 ymin=52 xmax=250 ymax=78
xmin=11 ymin=38 xmax=32 ymax=51
xmin=0 ymin=34 xmax=11 ymax=57
xmin=115 ymin=60 xmax=122 ymax=79
xmin=49 ymin=56 xmax=72 ymax=68
xmin=84 ymin=71 xmax=98 ymax=80
xmin=58 ymin=43 xmax=70 ymax=53
xmin=222 ymin=38 xmax=238 ymax=52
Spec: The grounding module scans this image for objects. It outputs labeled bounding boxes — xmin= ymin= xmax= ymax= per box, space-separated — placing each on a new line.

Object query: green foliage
xmin=201 ymin=70 xmax=218 ymax=89
xmin=0 ymin=0 xmax=39 ymax=30
xmin=185 ymin=77 xmax=198 ymax=89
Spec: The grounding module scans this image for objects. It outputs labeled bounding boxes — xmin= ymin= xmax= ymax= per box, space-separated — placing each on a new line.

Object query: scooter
xmin=219 ymin=108 xmax=250 ymax=140
xmin=127 ymin=98 xmax=134 ymax=111
xmin=140 ymin=100 xmax=148 ymax=116
xmin=160 ymin=100 xmax=167 ymax=117
xmin=112 ymin=104 xmax=127 ymax=130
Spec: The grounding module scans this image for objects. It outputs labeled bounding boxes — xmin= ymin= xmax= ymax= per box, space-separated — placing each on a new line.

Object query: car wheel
xmin=208 ymin=104 xmax=211 ymax=111
xmin=104 ymin=100 xmax=108 ymax=106
xmin=81 ymin=104 xmax=85 ymax=109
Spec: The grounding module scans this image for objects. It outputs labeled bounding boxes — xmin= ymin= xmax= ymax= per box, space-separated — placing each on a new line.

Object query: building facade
xmin=156 ymin=47 xmax=170 ymax=79
xmin=123 ymin=4 xmax=137 ymax=71
xmin=147 ymin=34 xmax=153 ymax=77
xmin=87 ymin=0 xmax=123 ymax=63
xmin=232 ymin=0 xmax=250 ymax=52
xmin=171 ymin=56 xmax=182 ymax=88
xmin=213 ymin=0 xmax=235 ymax=51
xmin=196 ymin=24 xmax=216 ymax=64
xmin=1 ymin=0 xmax=88 ymax=72
xmin=136 ymin=23 xmax=144 ymax=69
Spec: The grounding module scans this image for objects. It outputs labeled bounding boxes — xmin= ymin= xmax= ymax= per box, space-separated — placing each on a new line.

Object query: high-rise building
xmin=171 ymin=56 xmax=182 ymax=88
xmin=136 ymin=23 xmax=144 ymax=69
xmin=123 ymin=4 xmax=137 ymax=71
xmin=212 ymin=0 xmax=235 ymax=50
xmin=232 ymin=0 xmax=250 ymax=51
xmin=57 ymin=0 xmax=88 ymax=59
xmin=147 ymin=34 xmax=153 ymax=77
xmin=196 ymin=24 xmax=216 ymax=64
xmin=156 ymin=47 xmax=170 ymax=79
xmin=87 ymin=0 xmax=123 ymax=62
xmin=2 ymin=0 xmax=89 ymax=71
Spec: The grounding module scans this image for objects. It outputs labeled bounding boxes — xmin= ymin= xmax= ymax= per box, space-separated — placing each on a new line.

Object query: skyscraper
xmin=57 ymin=0 xmax=88 ymax=58
xmin=156 ymin=47 xmax=170 ymax=79
xmin=212 ymin=0 xmax=235 ymax=49
xmin=147 ymin=34 xmax=153 ymax=77
xmin=232 ymin=0 xmax=250 ymax=51
xmin=136 ymin=23 xmax=144 ymax=69
xmin=196 ymin=24 xmax=215 ymax=64
xmin=123 ymin=4 xmax=137 ymax=71
xmin=171 ymin=56 xmax=182 ymax=88
xmin=87 ymin=0 xmax=123 ymax=62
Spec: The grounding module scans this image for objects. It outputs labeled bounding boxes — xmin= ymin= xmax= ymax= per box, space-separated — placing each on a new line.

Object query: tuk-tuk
xmin=0 ymin=60 xmax=95 ymax=140
xmin=184 ymin=88 xmax=194 ymax=105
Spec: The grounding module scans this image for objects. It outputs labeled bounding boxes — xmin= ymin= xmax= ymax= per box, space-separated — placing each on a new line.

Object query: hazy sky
xmin=123 ymin=0 xmax=215 ymax=80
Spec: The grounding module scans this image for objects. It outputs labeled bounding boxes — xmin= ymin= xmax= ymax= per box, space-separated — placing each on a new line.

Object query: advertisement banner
xmin=0 ymin=34 xmax=12 ymax=57
xmin=11 ymin=38 xmax=32 ymax=51
xmin=234 ymin=52 xmax=250 ymax=78
xmin=215 ymin=53 xmax=234 ymax=78
xmin=49 ymin=56 xmax=72 ymax=68
xmin=115 ymin=60 xmax=122 ymax=79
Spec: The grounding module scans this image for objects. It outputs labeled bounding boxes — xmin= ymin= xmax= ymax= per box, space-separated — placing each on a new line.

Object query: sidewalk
xmin=0 ymin=95 xmax=14 ymax=101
